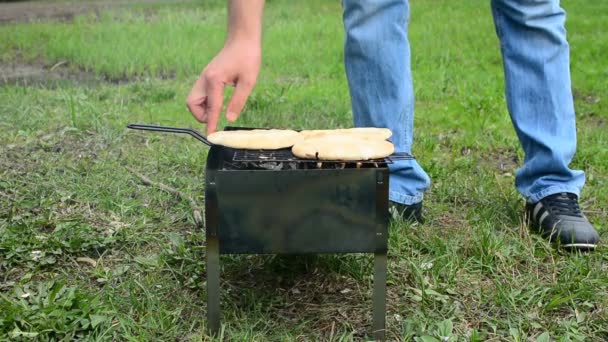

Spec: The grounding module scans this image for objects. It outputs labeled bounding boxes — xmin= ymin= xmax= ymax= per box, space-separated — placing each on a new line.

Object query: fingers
xmin=186 ymin=77 xmax=208 ymax=123
xmin=204 ymin=79 xmax=225 ymax=135
xmin=185 ymin=74 xmax=225 ymax=134
xmin=187 ymin=96 xmax=207 ymax=123
xmin=226 ymin=78 xmax=255 ymax=122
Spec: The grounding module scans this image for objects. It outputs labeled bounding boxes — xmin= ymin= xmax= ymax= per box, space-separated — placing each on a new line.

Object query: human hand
xmin=186 ymin=41 xmax=261 ymax=135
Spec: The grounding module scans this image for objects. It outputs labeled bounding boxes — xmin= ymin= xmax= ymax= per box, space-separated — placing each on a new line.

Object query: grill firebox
xmin=206 ymin=144 xmax=389 ymax=254
xmin=128 ymin=124 xmax=396 ymax=340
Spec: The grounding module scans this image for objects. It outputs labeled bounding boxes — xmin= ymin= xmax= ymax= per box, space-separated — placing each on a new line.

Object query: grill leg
xmin=206 ymin=236 xmax=220 ymax=336
xmin=372 ymin=252 xmax=387 ymax=341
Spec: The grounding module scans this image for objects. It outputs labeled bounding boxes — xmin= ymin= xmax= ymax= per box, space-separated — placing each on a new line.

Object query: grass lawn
xmin=1 ymin=0 xmax=607 ymax=340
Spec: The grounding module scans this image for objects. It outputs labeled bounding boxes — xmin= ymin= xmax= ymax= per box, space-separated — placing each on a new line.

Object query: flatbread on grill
xmin=207 ymin=129 xmax=302 ymax=150
xmin=291 ymin=135 xmax=394 ymax=161
xmin=299 ymin=127 xmax=392 ymax=141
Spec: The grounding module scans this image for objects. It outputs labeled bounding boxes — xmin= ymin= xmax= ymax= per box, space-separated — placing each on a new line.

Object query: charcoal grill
xmin=128 ymin=124 xmax=415 ymax=340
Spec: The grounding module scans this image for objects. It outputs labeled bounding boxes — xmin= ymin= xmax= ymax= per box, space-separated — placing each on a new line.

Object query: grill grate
xmin=232 ymin=149 xmax=414 ymax=164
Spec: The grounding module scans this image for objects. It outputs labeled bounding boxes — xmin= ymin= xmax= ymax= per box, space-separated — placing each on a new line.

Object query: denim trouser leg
xmin=491 ymin=0 xmax=585 ymax=203
xmin=342 ymin=0 xmax=431 ymax=205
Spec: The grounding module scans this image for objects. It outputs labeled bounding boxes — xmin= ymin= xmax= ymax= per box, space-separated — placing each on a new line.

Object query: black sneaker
xmin=526 ymin=192 xmax=600 ymax=251
xmin=389 ymin=201 xmax=424 ymax=223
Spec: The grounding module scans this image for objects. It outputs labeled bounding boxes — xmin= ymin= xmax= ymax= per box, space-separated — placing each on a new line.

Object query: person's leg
xmin=490 ymin=0 xmax=583 ymax=201
xmin=342 ymin=0 xmax=430 ymax=206
xmin=491 ymin=0 xmax=599 ymax=249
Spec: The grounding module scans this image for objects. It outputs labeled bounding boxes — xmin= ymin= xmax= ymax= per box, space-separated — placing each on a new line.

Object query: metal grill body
xmin=205 ymin=144 xmax=389 ymax=340
xmin=206 ymin=146 xmax=389 ymax=254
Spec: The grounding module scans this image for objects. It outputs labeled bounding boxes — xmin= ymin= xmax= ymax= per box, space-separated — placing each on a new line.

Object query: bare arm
xmin=226 ymin=0 xmax=264 ymax=45
xmin=186 ymin=0 xmax=265 ymax=134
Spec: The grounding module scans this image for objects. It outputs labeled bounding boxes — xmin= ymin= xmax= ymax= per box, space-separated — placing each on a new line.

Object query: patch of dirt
xmin=580 ymin=113 xmax=606 ymax=128
xmin=573 ymin=89 xmax=601 ymax=105
xmin=0 ymin=0 xmax=192 ymax=23
xmin=477 ymin=147 xmax=520 ymax=173
xmin=431 ymin=208 xmax=470 ymax=233
xmin=0 ymin=61 xmax=103 ymax=86
xmin=223 ymin=255 xmax=373 ymax=338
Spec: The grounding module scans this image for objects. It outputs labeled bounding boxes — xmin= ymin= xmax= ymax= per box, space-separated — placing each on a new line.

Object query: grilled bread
xmin=299 ymin=127 xmax=392 ymax=141
xmin=292 ymin=135 xmax=394 ymax=160
xmin=207 ymin=129 xmax=302 ymax=150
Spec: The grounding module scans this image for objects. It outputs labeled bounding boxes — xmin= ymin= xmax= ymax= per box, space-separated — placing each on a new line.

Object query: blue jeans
xmin=342 ymin=0 xmax=585 ymax=205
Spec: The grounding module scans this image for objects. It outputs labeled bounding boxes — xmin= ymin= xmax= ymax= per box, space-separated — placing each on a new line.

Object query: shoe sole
xmin=562 ymin=243 xmax=597 ymax=251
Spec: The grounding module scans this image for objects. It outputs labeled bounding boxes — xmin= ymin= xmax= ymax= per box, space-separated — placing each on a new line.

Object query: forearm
xmin=226 ymin=0 xmax=265 ymax=45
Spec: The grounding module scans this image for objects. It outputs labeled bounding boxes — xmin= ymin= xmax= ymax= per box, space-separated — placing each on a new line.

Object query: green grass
xmin=1 ymin=0 xmax=607 ymax=340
